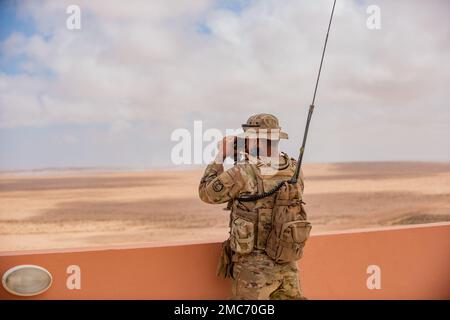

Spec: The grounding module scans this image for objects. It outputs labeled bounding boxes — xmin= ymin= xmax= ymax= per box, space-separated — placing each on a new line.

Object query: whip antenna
xmin=236 ymin=0 xmax=336 ymax=202
xmin=238 ymin=0 xmax=337 ymax=201
xmin=291 ymin=0 xmax=336 ymax=183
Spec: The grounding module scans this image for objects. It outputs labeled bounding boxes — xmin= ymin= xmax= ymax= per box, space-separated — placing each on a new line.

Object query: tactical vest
xmin=228 ymin=155 xmax=311 ymax=263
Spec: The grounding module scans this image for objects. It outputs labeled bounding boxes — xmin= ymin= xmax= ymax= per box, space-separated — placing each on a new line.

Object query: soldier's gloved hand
xmin=215 ymin=136 xmax=236 ymax=163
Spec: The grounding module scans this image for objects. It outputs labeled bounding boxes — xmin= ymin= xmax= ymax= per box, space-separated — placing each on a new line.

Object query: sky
xmin=0 ymin=0 xmax=449 ymax=170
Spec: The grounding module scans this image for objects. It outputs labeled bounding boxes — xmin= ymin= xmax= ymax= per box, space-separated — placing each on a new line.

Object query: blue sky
xmin=0 ymin=0 xmax=34 ymax=75
xmin=0 ymin=0 xmax=449 ymax=171
xmin=0 ymin=1 xmax=34 ymax=41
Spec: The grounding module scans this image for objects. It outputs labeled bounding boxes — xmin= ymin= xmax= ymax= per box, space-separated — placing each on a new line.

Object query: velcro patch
xmin=212 ymin=179 xmax=224 ymax=192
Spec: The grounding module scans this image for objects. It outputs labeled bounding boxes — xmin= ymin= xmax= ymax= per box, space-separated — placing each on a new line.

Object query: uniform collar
xmin=241 ymin=152 xmax=290 ymax=170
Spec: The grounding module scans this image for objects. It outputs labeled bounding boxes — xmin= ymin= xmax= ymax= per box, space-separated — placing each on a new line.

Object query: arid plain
xmin=1 ymin=162 xmax=449 ymax=251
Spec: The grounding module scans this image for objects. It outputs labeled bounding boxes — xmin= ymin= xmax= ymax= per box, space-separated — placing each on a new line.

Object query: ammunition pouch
xmin=229 ymin=212 xmax=255 ymax=254
xmin=265 ymin=219 xmax=311 ymax=263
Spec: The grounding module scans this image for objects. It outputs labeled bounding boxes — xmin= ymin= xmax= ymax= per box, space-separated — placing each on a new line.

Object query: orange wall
xmin=1 ymin=223 xmax=449 ymax=300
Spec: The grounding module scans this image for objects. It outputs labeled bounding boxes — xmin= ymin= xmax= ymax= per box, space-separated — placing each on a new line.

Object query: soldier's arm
xmin=198 ymin=163 xmax=245 ymax=204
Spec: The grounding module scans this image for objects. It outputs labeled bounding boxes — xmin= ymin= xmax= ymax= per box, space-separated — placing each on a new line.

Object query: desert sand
xmin=1 ymin=162 xmax=449 ymax=252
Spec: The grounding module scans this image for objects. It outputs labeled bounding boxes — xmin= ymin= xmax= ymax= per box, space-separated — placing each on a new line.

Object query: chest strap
xmin=233 ymin=207 xmax=257 ymax=222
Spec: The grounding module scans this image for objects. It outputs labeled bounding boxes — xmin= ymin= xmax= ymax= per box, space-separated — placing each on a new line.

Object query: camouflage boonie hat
xmin=237 ymin=113 xmax=288 ymax=140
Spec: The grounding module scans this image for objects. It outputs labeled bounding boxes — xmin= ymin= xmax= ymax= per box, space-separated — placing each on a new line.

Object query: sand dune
xmin=1 ymin=162 xmax=449 ymax=251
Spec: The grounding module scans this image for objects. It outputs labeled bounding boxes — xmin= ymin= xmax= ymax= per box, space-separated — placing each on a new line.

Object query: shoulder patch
xmin=212 ymin=179 xmax=224 ymax=192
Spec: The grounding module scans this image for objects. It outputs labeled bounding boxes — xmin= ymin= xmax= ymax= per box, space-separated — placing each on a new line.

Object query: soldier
xmin=199 ymin=114 xmax=311 ymax=300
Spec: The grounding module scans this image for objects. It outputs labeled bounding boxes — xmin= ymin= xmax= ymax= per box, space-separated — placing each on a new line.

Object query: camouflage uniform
xmin=199 ymin=114 xmax=307 ymax=300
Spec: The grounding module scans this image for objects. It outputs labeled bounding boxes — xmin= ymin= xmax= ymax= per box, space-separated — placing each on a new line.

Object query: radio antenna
xmin=238 ymin=0 xmax=337 ymax=201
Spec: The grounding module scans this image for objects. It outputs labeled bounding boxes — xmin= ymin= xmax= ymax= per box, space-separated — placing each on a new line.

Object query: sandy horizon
xmin=1 ymin=161 xmax=450 ymax=252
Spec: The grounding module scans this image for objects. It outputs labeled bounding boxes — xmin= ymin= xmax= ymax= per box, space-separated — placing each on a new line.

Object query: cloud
xmin=0 ymin=0 xmax=449 ymax=168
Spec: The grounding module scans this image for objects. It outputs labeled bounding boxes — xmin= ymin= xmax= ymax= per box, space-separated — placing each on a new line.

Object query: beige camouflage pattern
xmin=238 ymin=113 xmax=289 ymax=140
xmin=198 ymin=154 xmax=303 ymax=208
xmin=199 ymin=153 xmax=306 ymax=300
xmin=229 ymin=217 xmax=254 ymax=254
xmin=231 ymin=250 xmax=304 ymax=300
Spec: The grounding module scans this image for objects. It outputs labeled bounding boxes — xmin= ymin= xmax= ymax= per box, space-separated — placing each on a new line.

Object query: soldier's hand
xmin=215 ymin=136 xmax=236 ymax=163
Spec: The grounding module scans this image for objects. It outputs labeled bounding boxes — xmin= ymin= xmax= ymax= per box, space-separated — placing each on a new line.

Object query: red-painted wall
xmin=1 ymin=223 xmax=449 ymax=299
